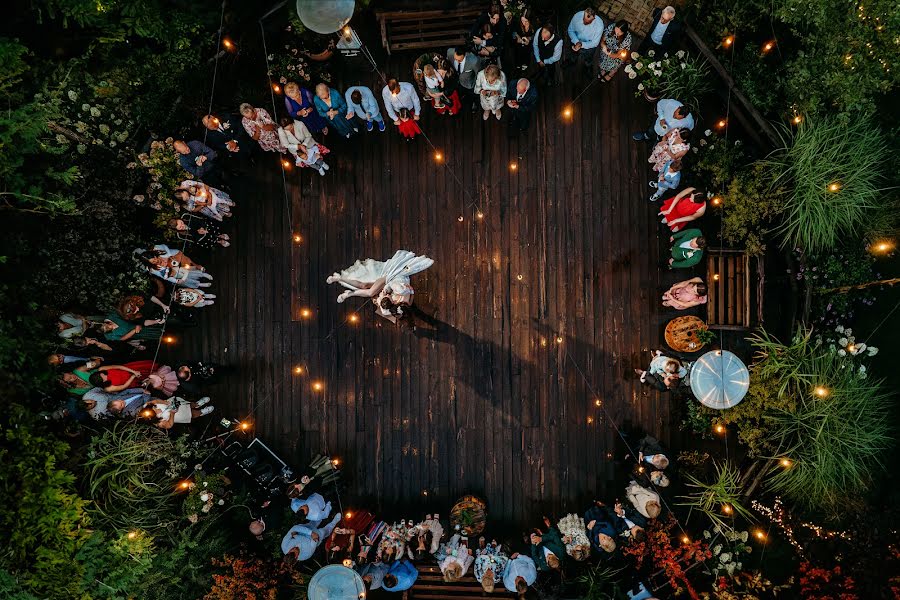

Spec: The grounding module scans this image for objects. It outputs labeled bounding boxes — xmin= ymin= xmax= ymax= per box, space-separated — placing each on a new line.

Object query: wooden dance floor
xmin=180 ymin=64 xmax=671 ymax=524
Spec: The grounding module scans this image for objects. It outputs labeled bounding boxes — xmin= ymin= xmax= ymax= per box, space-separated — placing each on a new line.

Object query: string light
xmin=828 ymin=181 xmax=841 ymax=193
xmin=872 ymin=240 xmax=894 ymax=254
xmin=433 ymin=151 xmax=443 ymax=162
xmin=422 ymin=489 xmax=429 ymax=496
xmin=716 ymin=119 xmax=727 ymax=129
xmin=555 ymin=336 xmax=563 ymax=344
xmin=722 ymin=35 xmax=734 ymax=47
xmin=293 ymin=233 xmax=302 ymax=243
xmin=281 ymin=159 xmax=292 ymax=169
xmin=222 ymin=38 xmax=235 ymax=51
xmin=762 ymin=41 xmax=775 ymax=53
xmin=348 ymin=314 xmax=360 ymax=324
xmin=722 ymin=504 xmax=732 ymax=514
xmin=562 ymin=106 xmax=573 ymax=119
xmin=594 ymin=398 xmax=602 ymax=407
xmin=780 ymin=458 xmax=792 ymax=468
xmin=312 ymin=381 xmax=324 ymax=392
xmin=294 ymin=366 xmax=304 ymax=375
xmin=754 ymin=530 xmax=766 ymax=541
xmin=299 ymin=308 xmax=312 ymax=319
xmin=713 ymin=274 xmax=720 ymax=281
xmin=272 ymin=83 xmax=282 ymax=94
xmin=681 ymin=535 xmax=691 ymax=544
xmin=343 ymin=26 xmax=352 ymax=37
xmin=540 ymin=337 xmax=548 ymax=347
xmin=141 ymin=408 xmax=154 ymax=418
xmin=178 ymin=481 xmax=191 ymax=490
xmin=239 ymin=421 xmax=250 ymax=431
xmin=345 ymin=511 xmax=353 ymax=519
xmin=516 ymin=274 xmax=524 ymax=281
xmin=476 ymin=211 xmax=484 ymax=220
xmin=509 ymin=161 xmax=518 ymax=171
xmin=163 ymin=336 xmax=175 ymax=344
xmin=127 ymin=531 xmax=138 ymax=539
xmin=814 ymin=386 xmax=829 ymax=397
xmin=587 ymin=416 xmax=594 ymax=424
xmin=331 ymin=458 xmax=340 ymax=467
xmin=711 ymin=196 xmax=722 ymax=206
xmin=457 ymin=215 xmax=464 ymax=222
xmin=847 ymin=343 xmax=856 ymax=353
xmin=792 ymin=114 xmax=802 ymax=125
xmin=714 ymin=424 xmax=725 ymax=434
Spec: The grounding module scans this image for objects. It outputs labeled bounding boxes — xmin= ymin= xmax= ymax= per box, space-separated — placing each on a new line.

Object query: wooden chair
xmin=705 ymin=249 xmax=763 ymax=330
xmin=376 ymin=8 xmax=483 ymax=55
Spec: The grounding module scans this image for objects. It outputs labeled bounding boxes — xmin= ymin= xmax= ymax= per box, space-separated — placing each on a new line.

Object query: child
xmin=296 ymin=143 xmax=330 ymax=176
xmin=422 ymin=64 xmax=447 ymax=109
xmin=397 ymin=107 xmax=422 ymax=140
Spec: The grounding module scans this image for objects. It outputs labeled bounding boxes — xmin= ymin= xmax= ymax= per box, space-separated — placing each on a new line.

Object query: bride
xmin=326 ymin=250 xmax=434 ymax=323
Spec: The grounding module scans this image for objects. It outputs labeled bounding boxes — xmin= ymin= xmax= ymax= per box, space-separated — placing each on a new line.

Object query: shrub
xmin=765 ymin=116 xmax=892 ymax=255
xmin=747 ymin=328 xmax=891 ymax=515
xmin=679 ymin=462 xmax=755 ymax=533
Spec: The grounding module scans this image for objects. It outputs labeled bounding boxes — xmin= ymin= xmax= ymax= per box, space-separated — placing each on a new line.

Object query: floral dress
xmin=377 ymin=521 xmax=409 ymax=561
xmin=242 ymin=108 xmax=285 ymax=153
xmin=473 ymin=543 xmax=509 ymax=584
xmin=598 ymin=24 xmax=633 ymax=73
xmin=649 ymin=130 xmax=690 ymax=172
xmin=557 ymin=513 xmax=591 ymax=560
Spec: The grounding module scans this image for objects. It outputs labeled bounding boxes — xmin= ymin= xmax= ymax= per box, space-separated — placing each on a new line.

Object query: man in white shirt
xmin=290 ymin=492 xmax=332 ymax=525
xmin=381 ymin=79 xmax=421 ymax=126
xmin=502 ymin=553 xmax=537 ymax=595
xmin=632 ymin=98 xmax=694 ymax=142
xmin=566 ymin=8 xmax=604 ymax=76
xmin=532 ymin=23 xmax=563 ymax=86
xmin=281 ymin=512 xmax=342 ymax=565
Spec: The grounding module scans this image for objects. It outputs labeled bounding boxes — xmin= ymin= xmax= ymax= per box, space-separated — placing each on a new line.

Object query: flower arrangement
xmin=129 ymin=137 xmax=192 ymax=236
xmin=623 ymin=516 xmax=711 ymax=598
xmin=704 ymin=529 xmax=752 ymax=579
xmin=625 ymin=49 xmax=712 ymax=109
xmin=268 ymin=21 xmax=334 ymax=85
xmin=183 ymin=471 xmax=231 ymax=523
xmin=500 ymin=0 xmax=529 ymax=23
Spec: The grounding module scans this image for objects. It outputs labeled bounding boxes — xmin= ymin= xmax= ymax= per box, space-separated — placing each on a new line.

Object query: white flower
xmin=692 ymin=146 xmax=699 ymax=153
xmin=624 ymin=64 xmax=634 ymax=74
xmin=631 ymin=51 xmax=639 ymax=59
xmin=654 ymin=70 xmax=663 ymax=77
xmin=628 ymin=71 xmax=637 ymax=79
xmin=664 ymin=52 xmax=669 ymax=58
xmin=720 ymin=552 xmax=732 ymax=563
xmin=200 ymin=493 xmax=209 ymax=502
xmin=90 ymin=107 xmax=101 ymax=117
xmin=855 ymin=343 xmax=866 ymax=353
xmin=838 ymin=349 xmax=847 ymax=356
xmin=203 ymin=481 xmax=208 ymax=487
xmin=740 ymin=531 xmax=748 ymax=542
xmin=867 ymin=347 xmax=878 ymax=356
xmin=838 ymin=337 xmax=848 ymax=346
xmin=67 ymin=90 xmax=78 ymax=101
xmin=99 ymin=124 xmax=110 ymax=135
xmin=267 ymin=54 xmax=274 ymax=60
xmin=81 ymin=103 xmax=90 ymax=112
xmin=55 ymin=134 xmax=67 ymax=144
xmin=705 ymin=129 xmax=712 ymax=136
xmin=845 ymin=328 xmax=852 ymax=336
xmin=699 ymin=139 xmax=707 ymax=146
xmin=860 ymin=372 xmax=868 ymax=379
xmin=676 ymin=50 xmax=685 ymax=58
xmin=648 ymin=50 xmax=655 ymax=57
xmin=835 ymin=325 xmax=845 ymax=333
xmin=859 ymin=365 xmax=867 ymax=373
xmin=703 ymin=530 xmax=711 ymax=539
xmin=217 ymin=499 xmax=225 ymax=505
xmin=76 ymin=144 xmax=87 ymax=154
xmin=637 ymin=83 xmax=645 ymax=90
xmin=201 ymin=505 xmax=211 ymax=513
xmin=713 ymin=544 xmax=722 ymax=555
xmin=681 ymin=63 xmax=686 ymax=69
xmin=635 ymin=62 xmax=643 ymax=69
xmin=109 ymin=140 xmax=117 ymax=147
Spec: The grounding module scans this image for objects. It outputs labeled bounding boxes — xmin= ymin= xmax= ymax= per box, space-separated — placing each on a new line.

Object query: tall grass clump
xmin=747 ymin=328 xmax=892 ymax=515
xmin=679 ymin=461 xmax=755 ymax=532
xmin=765 ymin=116 xmax=892 ymax=255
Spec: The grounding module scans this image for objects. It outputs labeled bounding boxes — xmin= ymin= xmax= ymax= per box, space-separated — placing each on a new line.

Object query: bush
xmin=746 ymin=328 xmax=891 ymax=515
xmin=765 ymin=116 xmax=892 ymax=255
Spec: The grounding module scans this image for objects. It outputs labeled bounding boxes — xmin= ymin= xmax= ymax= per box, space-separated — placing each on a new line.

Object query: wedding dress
xmin=329 ymin=250 xmax=434 ymax=303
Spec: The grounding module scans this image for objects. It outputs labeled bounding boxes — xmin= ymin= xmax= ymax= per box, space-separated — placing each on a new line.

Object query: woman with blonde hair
xmin=239 ymin=103 xmax=285 ymax=153
xmin=557 ymin=513 xmax=591 ymax=561
xmin=313 ymin=83 xmax=358 ymax=138
xmin=473 ymin=540 xmax=508 ymax=592
xmin=284 ymin=81 xmax=328 ymax=134
xmin=474 ymin=63 xmax=507 ymax=121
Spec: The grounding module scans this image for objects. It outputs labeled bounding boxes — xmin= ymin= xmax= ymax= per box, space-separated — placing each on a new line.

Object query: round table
xmin=690 ymin=350 xmax=750 ymax=409
xmin=665 ymin=316 xmax=708 ymax=353
xmin=307 ymin=565 xmax=365 ymax=600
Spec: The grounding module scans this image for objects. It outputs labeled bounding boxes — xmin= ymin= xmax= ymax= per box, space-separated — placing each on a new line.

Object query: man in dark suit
xmin=639 ymin=5 xmax=682 ymax=55
xmin=446 ymin=47 xmax=481 ymax=112
xmin=202 ymin=113 xmax=251 ymax=157
xmin=506 ymin=77 xmax=538 ymax=137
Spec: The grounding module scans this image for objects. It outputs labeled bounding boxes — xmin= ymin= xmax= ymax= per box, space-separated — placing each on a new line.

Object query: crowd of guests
xmin=273 ymin=434 xmax=672 ymax=597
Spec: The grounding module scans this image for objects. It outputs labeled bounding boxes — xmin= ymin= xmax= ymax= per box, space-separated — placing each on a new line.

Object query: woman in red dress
xmin=88 ymin=360 xmax=157 ymax=392
xmin=659 ymin=187 xmax=706 ymax=232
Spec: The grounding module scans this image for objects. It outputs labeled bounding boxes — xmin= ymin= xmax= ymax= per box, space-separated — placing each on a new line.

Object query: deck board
xmin=175 ymin=59 xmax=682 ymax=522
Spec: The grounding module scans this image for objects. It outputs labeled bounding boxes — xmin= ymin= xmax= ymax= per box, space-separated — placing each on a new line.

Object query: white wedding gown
xmin=330 ymin=250 xmax=434 ymax=302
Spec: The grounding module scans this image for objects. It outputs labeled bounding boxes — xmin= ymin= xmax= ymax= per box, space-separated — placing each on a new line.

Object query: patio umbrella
xmin=690 ymin=350 xmax=750 ymax=409
xmin=307 ymin=564 xmax=366 ymax=600
xmin=296 ymin=0 xmax=356 ymax=34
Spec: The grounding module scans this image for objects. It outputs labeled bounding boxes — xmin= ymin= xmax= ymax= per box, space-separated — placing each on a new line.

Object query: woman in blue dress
xmin=284 ymin=81 xmax=328 ymax=135
xmin=314 ymin=84 xmax=358 ymax=138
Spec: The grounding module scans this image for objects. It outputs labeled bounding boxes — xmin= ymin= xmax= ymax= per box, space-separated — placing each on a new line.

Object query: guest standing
xmin=557 ymin=513 xmax=591 ymax=561
xmin=633 ymin=98 xmax=694 ymax=142
xmin=345 ymin=85 xmax=385 ymax=132
xmin=135 ymin=245 xmax=213 ymax=288
xmin=469 ymin=5 xmax=505 ymax=62
xmin=174 ymin=139 xmax=218 ymax=182
xmin=649 ymin=159 xmax=682 ymax=201
xmin=566 ymin=8 xmax=604 ymax=76
xmin=240 ymin=104 xmax=285 ymax=153
xmin=625 ymin=480 xmax=662 ymax=519
xmin=502 ymin=553 xmax=537 ymax=596
xmin=314 ymin=83 xmax=358 ymax=139
xmin=433 ymin=60 xmax=463 ymax=115
xmin=660 ymin=187 xmax=706 ymax=232
xmin=168 ymin=217 xmax=230 ymax=249
xmin=584 ymin=503 xmax=618 ymax=556
xmin=511 ymin=10 xmax=535 ymax=72
xmin=201 ymin=114 xmax=250 ymax=157
xmin=175 ymin=180 xmax=234 ymax=221
xmin=446 ymin=47 xmax=480 ymax=112
xmin=649 ymin=128 xmax=691 ymax=172
xmin=278 ymin=117 xmax=320 ymax=162
xmin=396 ymin=108 xmax=422 ymax=141
xmin=506 ymin=77 xmax=537 ymax=136
xmin=532 ymin=23 xmax=563 ymax=85
xmin=662 ymin=277 xmax=708 ymax=309
xmin=282 ymin=512 xmax=342 ymax=564
xmin=529 ymin=523 xmax=565 ymax=572
xmin=284 ymin=82 xmax=329 ymax=135
xmin=668 ymin=229 xmax=706 ymax=268
xmin=639 ymin=5 xmax=682 ymax=55
xmin=598 ymin=21 xmax=632 ymax=81
xmin=473 ymin=542 xmax=509 ymax=593
xmin=382 ymin=559 xmax=418 ymax=593
xmin=474 ymin=64 xmax=507 ymax=121
xmin=381 ymin=79 xmax=421 ymax=127
xmin=142 ymin=396 xmax=214 ymax=428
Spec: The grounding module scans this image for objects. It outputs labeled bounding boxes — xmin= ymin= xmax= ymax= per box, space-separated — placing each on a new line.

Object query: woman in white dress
xmin=175 ymin=180 xmax=234 ymax=221
xmin=142 ymin=397 xmax=213 ymax=429
xmin=474 ymin=64 xmax=507 ymax=121
xmin=326 ymin=250 xmax=434 ymax=323
xmin=436 ymin=532 xmax=474 ymax=582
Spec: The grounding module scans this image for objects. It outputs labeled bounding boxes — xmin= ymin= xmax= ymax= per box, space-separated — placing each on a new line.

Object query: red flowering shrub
xmin=205 ymin=554 xmax=304 ymax=600
xmin=798 ymin=561 xmax=857 ymax=600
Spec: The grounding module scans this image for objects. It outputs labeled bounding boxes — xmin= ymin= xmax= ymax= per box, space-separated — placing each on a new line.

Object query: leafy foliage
xmin=765 ymin=117 xmax=893 ymax=255
xmin=205 ymin=554 xmax=306 ymax=600
xmin=679 ymin=462 xmax=755 ymax=533
xmin=0 ymin=409 xmax=91 ymax=599
xmin=76 ymin=529 xmax=155 ymax=598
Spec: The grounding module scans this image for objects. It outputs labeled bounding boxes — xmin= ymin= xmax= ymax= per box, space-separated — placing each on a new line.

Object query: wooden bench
xmin=706 ymin=249 xmax=763 ymax=330
xmin=410 ymin=562 xmax=516 ymax=598
xmin=376 ymin=8 xmax=483 ymax=55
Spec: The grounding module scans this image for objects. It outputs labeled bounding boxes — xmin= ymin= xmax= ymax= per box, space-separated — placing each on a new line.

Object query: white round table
xmin=296 ymin=0 xmax=356 ymax=34
xmin=689 ymin=350 xmax=750 ymax=409
xmin=307 ymin=565 xmax=366 ymax=600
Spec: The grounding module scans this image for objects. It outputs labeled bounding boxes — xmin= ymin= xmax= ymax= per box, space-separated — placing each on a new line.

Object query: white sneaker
xmin=196 ymin=396 xmax=211 ymax=407
xmin=322 ymin=163 xmax=330 ymax=171
xmin=200 ymin=406 xmax=214 ymax=416
xmin=318 ymin=167 xmax=325 ymax=175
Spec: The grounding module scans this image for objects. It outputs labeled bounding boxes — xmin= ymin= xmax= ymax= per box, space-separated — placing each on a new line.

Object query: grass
xmin=764 ymin=116 xmax=893 ymax=255
xmin=747 ymin=328 xmax=893 ymax=515
xmin=659 ymin=53 xmax=713 ymax=115
xmin=679 ymin=461 xmax=755 ymax=533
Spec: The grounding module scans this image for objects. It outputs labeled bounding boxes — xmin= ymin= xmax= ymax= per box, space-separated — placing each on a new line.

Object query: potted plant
xmin=625 ymin=49 xmax=712 ymax=109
